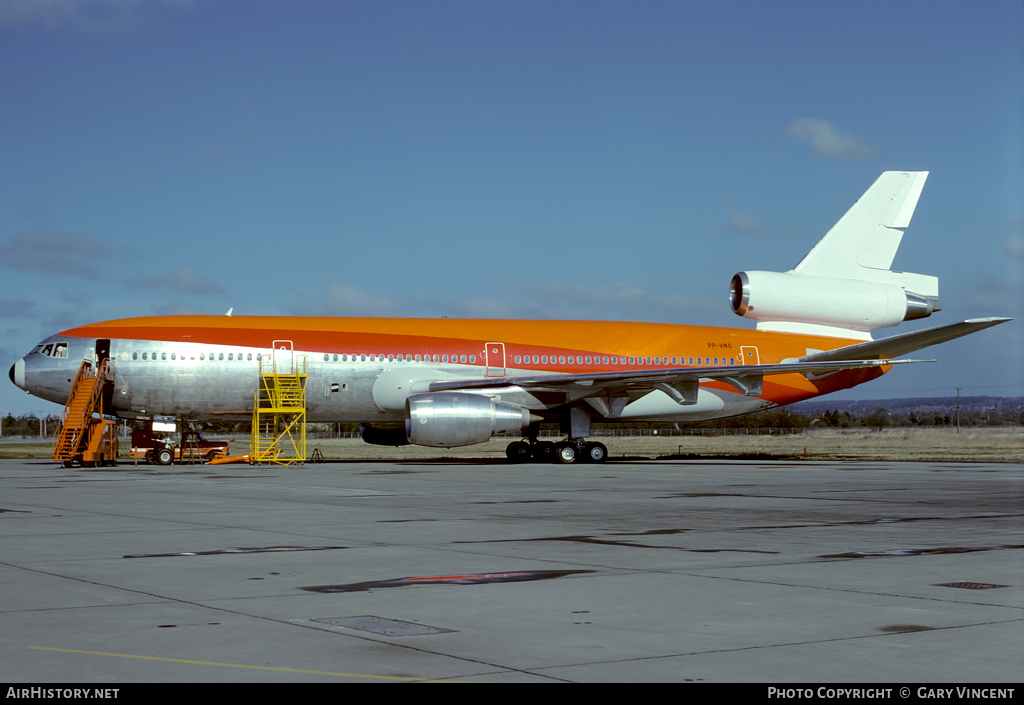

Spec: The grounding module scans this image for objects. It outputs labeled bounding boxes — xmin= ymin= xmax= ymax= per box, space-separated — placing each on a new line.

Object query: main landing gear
xmin=505 ymin=438 xmax=607 ymax=464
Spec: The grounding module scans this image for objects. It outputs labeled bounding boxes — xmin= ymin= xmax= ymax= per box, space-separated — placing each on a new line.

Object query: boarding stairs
xmin=53 ymin=358 xmax=115 ymax=466
xmin=250 ymin=341 xmax=308 ymax=465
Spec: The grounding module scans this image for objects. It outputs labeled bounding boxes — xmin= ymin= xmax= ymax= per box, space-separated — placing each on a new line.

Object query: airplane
xmin=8 ymin=171 xmax=1012 ymax=464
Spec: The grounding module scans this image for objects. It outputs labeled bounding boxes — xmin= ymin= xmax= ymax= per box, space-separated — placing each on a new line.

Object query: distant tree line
xmin=1 ymin=413 xmax=62 ymax=438
xmin=2 ymin=404 xmax=1020 ymax=439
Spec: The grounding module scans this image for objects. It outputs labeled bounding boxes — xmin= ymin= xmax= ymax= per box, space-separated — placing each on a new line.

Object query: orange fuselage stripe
xmin=59 ymin=315 xmax=884 ymax=406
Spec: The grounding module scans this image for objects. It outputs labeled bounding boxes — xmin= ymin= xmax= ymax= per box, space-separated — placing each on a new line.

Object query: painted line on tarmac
xmin=29 ymin=647 xmax=470 ymax=682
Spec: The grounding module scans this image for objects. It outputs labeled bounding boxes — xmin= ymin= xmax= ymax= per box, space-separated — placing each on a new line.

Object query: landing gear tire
xmin=555 ymin=442 xmax=578 ymax=464
xmin=533 ymin=441 xmax=555 ymax=462
xmin=505 ymin=441 xmax=532 ymax=463
xmin=583 ymin=442 xmax=608 ymax=463
xmin=155 ymin=447 xmax=173 ymax=466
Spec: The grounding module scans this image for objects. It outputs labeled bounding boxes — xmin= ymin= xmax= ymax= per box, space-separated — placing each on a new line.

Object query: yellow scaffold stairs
xmin=53 ymin=357 xmax=117 ymax=467
xmin=251 ymin=341 xmax=308 ymax=465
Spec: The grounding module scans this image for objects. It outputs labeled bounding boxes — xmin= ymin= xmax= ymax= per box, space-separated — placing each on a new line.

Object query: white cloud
xmin=786 ymin=118 xmax=877 ymax=160
xmin=519 ymin=282 xmax=718 ymax=322
xmin=296 ymin=284 xmax=406 ymax=318
xmin=718 ymin=203 xmax=760 ymax=235
xmin=1004 ymin=235 xmax=1024 ymax=262
xmin=292 ymin=281 xmax=720 ymax=324
xmin=0 ymin=229 xmax=107 ymax=279
xmin=0 ymin=0 xmax=189 ymax=33
xmin=126 ymin=268 xmax=223 ymax=295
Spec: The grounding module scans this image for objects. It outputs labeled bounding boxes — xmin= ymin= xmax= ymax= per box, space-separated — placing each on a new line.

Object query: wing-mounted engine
xmin=405 ymin=392 xmax=535 ymax=448
xmin=729 ymin=171 xmax=940 ymax=339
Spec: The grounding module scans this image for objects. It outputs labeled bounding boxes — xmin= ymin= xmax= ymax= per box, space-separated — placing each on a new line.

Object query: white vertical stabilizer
xmin=793 ymin=171 xmax=929 ymax=279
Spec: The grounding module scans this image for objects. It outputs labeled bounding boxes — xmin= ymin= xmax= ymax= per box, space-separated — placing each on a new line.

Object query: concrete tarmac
xmin=0 ymin=457 xmax=1021 ymax=683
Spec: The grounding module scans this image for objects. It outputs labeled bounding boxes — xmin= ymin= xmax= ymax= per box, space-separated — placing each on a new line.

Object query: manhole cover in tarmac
xmin=934 ymin=582 xmax=1009 ymax=590
xmin=314 ymin=616 xmax=456 ymax=636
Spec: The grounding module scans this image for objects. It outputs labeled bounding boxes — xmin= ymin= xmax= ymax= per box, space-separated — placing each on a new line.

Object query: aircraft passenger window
xmin=611 ymin=356 xmax=617 ymax=364
xmin=161 ymin=353 xmax=167 ymax=361
xmin=730 ymin=358 xmax=735 ymax=365
xmin=585 ymin=356 xmax=591 ymax=364
xmin=688 ymin=357 xmax=694 ymax=365
xmin=646 ymin=357 xmax=652 ymax=365
xmin=217 ymin=353 xmax=222 ymax=361
xmin=531 ymin=355 xmax=538 ymax=364
xmin=388 ymin=354 xmax=394 ymax=362
xmin=171 ymin=353 xmax=177 ymax=360
xmin=460 ymin=354 xmax=466 ymax=363
xmin=132 ymin=353 xmax=138 ymax=360
xmin=603 ymin=356 xmax=608 ymax=364
xmin=470 ymin=355 xmax=475 ymax=363
xmin=442 ymin=355 xmax=448 ymax=363
xmin=199 ymin=353 xmax=204 ymax=361
xmin=712 ymin=357 xmax=718 ymax=365
xmin=142 ymin=353 xmax=148 ymax=361
xmin=655 ymin=357 xmax=661 ymax=365
xmin=567 ymin=356 xmax=573 ymax=364
xmin=247 ymin=353 xmax=252 ymax=361
xmin=324 ymin=354 xmax=329 ymax=362
xmin=515 ymin=355 xmax=521 ymax=364
xmin=628 ymin=357 xmax=635 ymax=364
xmin=542 ymin=355 xmax=548 ymax=364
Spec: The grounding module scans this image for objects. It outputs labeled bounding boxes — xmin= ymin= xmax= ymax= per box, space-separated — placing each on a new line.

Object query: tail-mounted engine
xmin=729 ymin=271 xmax=939 ymax=334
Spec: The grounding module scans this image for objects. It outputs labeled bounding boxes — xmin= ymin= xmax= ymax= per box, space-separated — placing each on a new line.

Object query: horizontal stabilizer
xmin=799 ymin=318 xmax=1013 ymax=363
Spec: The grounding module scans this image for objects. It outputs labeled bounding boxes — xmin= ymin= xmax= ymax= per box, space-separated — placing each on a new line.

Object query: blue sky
xmin=1 ymin=0 xmax=1022 ymax=417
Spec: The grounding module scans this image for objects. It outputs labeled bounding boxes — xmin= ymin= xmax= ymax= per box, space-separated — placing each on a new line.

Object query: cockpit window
xmin=52 ymin=343 xmax=68 ymax=358
xmin=31 ymin=345 xmax=44 ymax=354
xmin=41 ymin=344 xmax=54 ymax=356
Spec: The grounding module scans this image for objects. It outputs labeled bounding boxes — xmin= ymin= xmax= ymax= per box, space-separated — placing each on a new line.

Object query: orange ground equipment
xmin=52 ymin=358 xmax=118 ymax=467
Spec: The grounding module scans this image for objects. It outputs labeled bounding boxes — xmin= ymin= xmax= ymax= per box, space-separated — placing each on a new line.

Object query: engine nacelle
xmin=405 ymin=392 xmax=532 ymax=448
xmin=729 ymin=271 xmax=938 ymax=332
xmin=359 ymin=424 xmax=410 ymax=447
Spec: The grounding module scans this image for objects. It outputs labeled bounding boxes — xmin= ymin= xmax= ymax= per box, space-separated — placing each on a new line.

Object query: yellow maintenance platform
xmin=250 ymin=341 xmax=308 ymax=465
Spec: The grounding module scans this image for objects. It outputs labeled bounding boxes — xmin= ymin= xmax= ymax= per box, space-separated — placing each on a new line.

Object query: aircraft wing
xmin=799 ymin=317 xmax=1012 ymax=363
xmin=428 ymin=358 xmax=930 ymax=417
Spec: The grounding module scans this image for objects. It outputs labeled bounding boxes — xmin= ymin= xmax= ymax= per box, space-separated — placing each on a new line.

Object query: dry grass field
xmin=4 ymin=427 xmax=1020 ymax=463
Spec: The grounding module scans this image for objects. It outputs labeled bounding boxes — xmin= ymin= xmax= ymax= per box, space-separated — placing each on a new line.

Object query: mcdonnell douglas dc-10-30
xmin=8 ymin=172 xmax=1011 ymax=463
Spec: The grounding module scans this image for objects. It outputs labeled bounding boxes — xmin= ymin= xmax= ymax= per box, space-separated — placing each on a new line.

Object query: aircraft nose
xmin=10 ymin=359 xmax=25 ymax=390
